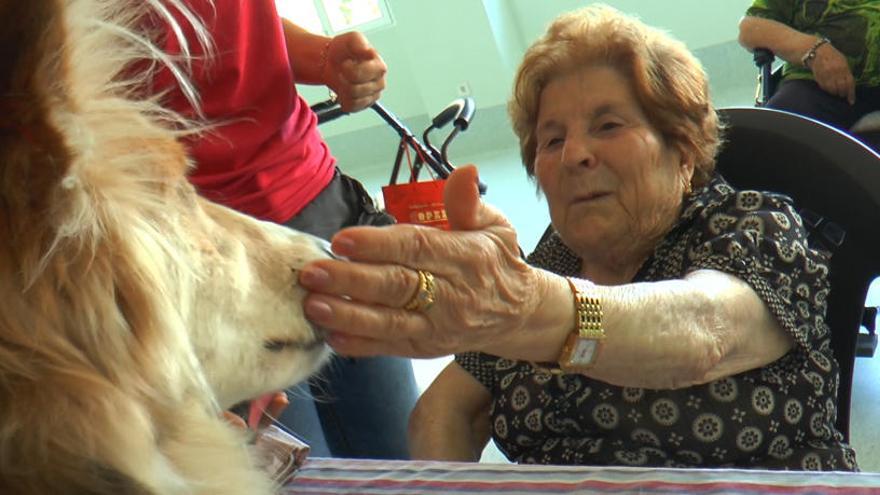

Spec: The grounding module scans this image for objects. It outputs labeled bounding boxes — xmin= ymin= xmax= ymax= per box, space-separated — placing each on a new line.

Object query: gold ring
xmin=403 ymin=270 xmax=435 ymax=312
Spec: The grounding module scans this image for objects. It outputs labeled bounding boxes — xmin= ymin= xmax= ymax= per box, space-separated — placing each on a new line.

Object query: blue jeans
xmin=281 ymin=170 xmax=418 ymax=458
xmin=280 ymin=356 xmax=417 ymax=458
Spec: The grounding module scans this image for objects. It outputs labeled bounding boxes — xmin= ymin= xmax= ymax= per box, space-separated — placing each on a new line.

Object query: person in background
xmin=738 ymin=0 xmax=880 ymax=144
xmin=153 ymin=0 xmax=418 ymax=459
xmin=297 ymin=4 xmax=858 ymax=470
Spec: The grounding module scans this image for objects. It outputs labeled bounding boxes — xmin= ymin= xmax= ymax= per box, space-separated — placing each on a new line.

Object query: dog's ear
xmin=0 ymin=0 xmax=73 ymax=234
xmin=0 ymin=3 xmax=158 ymax=493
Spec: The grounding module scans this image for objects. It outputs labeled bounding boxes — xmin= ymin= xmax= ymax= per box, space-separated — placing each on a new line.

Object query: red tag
xmin=382 ymin=179 xmax=449 ymax=230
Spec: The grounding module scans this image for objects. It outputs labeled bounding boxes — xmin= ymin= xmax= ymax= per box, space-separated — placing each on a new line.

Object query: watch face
xmin=568 ymin=338 xmax=598 ymax=365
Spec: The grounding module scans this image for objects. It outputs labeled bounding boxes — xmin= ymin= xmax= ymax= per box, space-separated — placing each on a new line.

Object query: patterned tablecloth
xmin=285 ymin=458 xmax=880 ymax=494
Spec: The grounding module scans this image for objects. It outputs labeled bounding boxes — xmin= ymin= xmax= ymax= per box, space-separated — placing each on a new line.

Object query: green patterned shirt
xmin=746 ymin=0 xmax=880 ymax=86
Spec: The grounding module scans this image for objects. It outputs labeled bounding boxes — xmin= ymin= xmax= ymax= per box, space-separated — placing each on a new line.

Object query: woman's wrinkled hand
xmin=323 ymin=31 xmax=386 ymax=112
xmin=298 ymin=166 xmax=548 ymax=358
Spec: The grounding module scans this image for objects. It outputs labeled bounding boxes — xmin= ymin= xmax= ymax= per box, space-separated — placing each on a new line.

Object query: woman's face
xmin=534 ymin=65 xmax=693 ymax=268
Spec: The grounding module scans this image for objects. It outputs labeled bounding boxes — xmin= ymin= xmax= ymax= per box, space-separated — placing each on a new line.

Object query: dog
xmin=0 ymin=0 xmax=332 ymax=493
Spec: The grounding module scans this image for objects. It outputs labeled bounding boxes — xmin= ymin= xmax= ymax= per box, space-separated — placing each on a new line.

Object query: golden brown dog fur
xmin=0 ymin=1 xmax=330 ymax=493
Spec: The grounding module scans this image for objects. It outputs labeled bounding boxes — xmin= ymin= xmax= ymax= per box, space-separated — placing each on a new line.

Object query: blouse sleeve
xmin=454 ymin=352 xmax=499 ymax=391
xmin=745 ymin=0 xmax=796 ymax=25
xmin=685 ymin=188 xmax=831 ymax=353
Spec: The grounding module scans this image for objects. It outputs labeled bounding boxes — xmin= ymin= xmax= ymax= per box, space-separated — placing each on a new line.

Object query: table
xmin=284 ymin=458 xmax=880 ymax=494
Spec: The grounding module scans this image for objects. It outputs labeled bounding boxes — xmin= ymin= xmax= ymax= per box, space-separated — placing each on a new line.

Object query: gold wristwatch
xmin=556 ymin=277 xmax=605 ymax=373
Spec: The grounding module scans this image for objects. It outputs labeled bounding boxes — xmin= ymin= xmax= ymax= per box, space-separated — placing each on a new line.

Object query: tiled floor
xmin=411 ymin=277 xmax=880 ymax=470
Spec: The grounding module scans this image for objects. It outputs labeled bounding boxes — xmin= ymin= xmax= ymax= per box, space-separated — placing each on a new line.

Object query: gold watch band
xmin=558 ymin=277 xmax=605 ymax=373
xmin=531 ymin=277 xmax=605 ymax=375
xmin=569 ymin=278 xmax=603 ymax=339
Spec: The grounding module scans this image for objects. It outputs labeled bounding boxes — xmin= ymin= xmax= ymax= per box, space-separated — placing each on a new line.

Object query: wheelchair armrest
xmin=753 ymin=48 xmax=775 ymax=68
xmin=752 ymin=48 xmax=777 ymax=107
xmin=859 ymin=307 xmax=877 ymax=357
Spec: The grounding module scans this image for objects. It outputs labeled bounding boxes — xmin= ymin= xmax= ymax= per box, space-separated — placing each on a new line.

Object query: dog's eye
xmin=263 ymin=340 xmax=291 ymax=352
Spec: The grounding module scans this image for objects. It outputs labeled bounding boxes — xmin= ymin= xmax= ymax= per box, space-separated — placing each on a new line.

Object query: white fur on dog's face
xmin=183 ymin=196 xmax=332 ymax=409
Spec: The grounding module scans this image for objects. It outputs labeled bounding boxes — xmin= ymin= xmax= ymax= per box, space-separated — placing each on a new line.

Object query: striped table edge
xmin=284 ymin=458 xmax=880 ymax=494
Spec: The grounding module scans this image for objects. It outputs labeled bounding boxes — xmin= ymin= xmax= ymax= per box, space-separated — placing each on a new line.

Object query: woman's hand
xmin=737 ymin=17 xmax=855 ymax=104
xmin=809 ymin=42 xmax=856 ymax=105
xmin=281 ymin=20 xmax=385 ymax=112
xmin=298 ymin=166 xmax=570 ymax=359
xmin=323 ymin=31 xmax=387 ymax=112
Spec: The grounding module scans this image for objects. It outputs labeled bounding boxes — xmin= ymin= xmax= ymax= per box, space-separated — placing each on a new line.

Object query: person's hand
xmin=809 ymin=42 xmax=856 ymax=104
xmin=323 ymin=31 xmax=387 ymax=112
xmin=222 ymin=410 xmax=249 ymax=429
xmin=298 ymin=166 xmax=557 ymax=358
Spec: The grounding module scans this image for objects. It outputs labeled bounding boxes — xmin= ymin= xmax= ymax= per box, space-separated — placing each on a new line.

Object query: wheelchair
xmin=752 ymin=48 xmax=880 ymax=355
xmin=717 ymin=106 xmax=880 ymax=442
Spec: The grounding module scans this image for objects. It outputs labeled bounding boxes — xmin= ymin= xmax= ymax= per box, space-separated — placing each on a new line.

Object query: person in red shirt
xmin=155 ymin=0 xmax=418 ymax=458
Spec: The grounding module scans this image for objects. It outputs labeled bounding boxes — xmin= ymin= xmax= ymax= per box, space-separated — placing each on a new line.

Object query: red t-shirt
xmin=156 ymin=0 xmax=336 ymax=223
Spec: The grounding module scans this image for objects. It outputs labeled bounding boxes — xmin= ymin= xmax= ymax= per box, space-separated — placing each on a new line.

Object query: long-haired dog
xmin=0 ymin=1 xmax=332 ymax=493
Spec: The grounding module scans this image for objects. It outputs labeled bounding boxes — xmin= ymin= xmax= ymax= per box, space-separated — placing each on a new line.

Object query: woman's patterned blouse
xmin=455 ymin=174 xmax=858 ymax=471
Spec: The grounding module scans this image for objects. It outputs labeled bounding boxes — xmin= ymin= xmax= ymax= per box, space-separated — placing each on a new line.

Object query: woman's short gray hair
xmin=508 ymin=4 xmax=722 ymax=188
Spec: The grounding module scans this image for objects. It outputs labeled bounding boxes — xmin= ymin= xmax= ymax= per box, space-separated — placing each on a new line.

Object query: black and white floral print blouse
xmin=455 ymin=174 xmax=858 ymax=471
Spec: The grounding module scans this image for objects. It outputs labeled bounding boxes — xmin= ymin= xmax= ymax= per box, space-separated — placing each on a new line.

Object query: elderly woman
xmin=298 ymin=5 xmax=857 ymax=470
